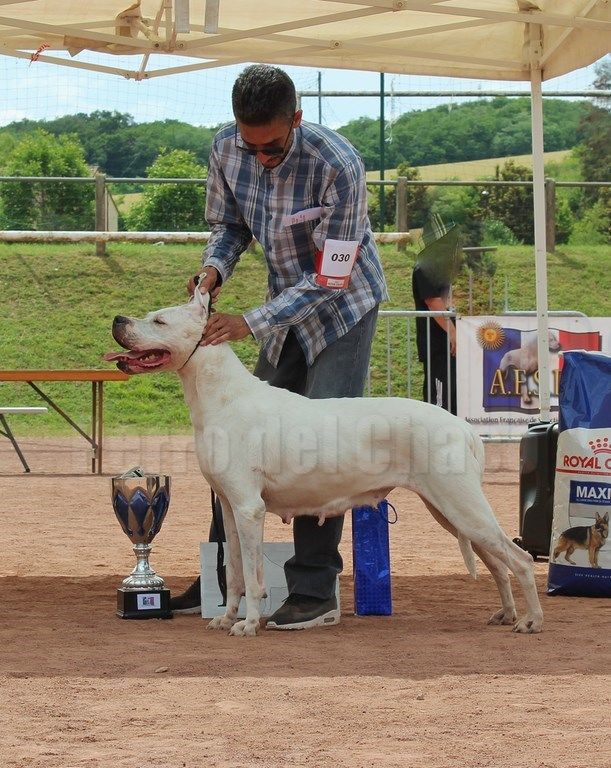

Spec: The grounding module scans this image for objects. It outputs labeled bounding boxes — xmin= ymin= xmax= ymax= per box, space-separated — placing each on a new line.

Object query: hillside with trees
xmin=0 ymin=97 xmax=588 ymax=178
xmin=0 ymin=111 xmax=220 ymax=178
xmin=337 ymin=97 xmax=588 ymax=171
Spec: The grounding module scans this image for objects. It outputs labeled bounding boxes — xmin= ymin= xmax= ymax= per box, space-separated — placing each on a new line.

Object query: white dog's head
xmin=103 ymin=288 xmax=211 ymax=374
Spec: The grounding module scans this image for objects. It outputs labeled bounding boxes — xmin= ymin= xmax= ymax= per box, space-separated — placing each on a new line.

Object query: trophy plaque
xmin=111 ymin=468 xmax=172 ymax=619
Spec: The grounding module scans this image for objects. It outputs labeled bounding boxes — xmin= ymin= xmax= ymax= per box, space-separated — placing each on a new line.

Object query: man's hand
xmin=424 ymin=295 xmax=456 ymax=356
xmin=448 ymin=325 xmax=457 ymax=356
xmin=203 ymin=312 xmax=252 ymax=346
xmin=187 ymin=267 xmax=222 ymax=302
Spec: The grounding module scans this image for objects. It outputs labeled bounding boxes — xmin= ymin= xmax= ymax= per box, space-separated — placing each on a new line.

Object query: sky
xmin=0 ymin=52 xmax=606 ymax=129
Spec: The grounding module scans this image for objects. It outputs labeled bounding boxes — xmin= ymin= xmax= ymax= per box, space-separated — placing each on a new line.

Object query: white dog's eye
xmin=154 ymin=317 xmax=166 ymax=325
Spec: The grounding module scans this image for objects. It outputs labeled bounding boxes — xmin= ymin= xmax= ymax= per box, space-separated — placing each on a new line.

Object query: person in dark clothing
xmin=412 ymin=262 xmax=457 ymax=414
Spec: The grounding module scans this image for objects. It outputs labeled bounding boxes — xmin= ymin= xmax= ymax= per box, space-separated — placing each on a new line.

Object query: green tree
xmin=485 ymin=160 xmax=534 ymax=244
xmin=0 ymin=111 xmax=219 ymax=179
xmin=125 ymin=149 xmax=207 ymax=231
xmin=46 ymin=110 xmax=134 ymax=171
xmin=366 ymin=185 xmax=390 ymax=231
xmin=554 ymin=195 xmax=574 ymax=244
xmin=376 ymin=162 xmax=429 ymax=230
xmin=0 ymin=97 xmax=587 ymax=178
xmin=573 ymin=58 xmax=610 ymax=241
xmin=0 ymin=129 xmax=94 ymax=230
xmin=393 ymin=162 xmax=429 ymax=228
xmin=337 ymin=116 xmax=379 ymax=170
xmin=569 ymin=200 xmax=609 ymax=245
xmin=430 ymin=184 xmax=483 ymax=244
xmin=101 ymin=119 xmax=216 ymax=178
xmin=0 ymin=132 xmax=17 ymax=170
xmin=337 ymin=97 xmax=586 ymax=172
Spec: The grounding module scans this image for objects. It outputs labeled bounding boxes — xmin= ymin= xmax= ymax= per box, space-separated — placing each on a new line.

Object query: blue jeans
xmin=253 ymin=306 xmax=379 ymax=599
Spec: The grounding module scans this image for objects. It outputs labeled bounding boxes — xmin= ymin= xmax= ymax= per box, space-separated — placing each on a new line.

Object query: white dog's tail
xmin=470 ymin=429 xmax=486 ymax=481
xmin=458 ymin=534 xmax=477 ymax=579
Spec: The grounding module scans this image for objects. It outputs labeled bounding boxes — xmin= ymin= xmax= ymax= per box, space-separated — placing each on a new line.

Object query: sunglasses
xmin=234 ymin=122 xmax=294 ymax=157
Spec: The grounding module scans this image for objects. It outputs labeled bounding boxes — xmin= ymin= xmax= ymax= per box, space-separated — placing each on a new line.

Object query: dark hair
xmin=232 ymin=64 xmax=296 ymax=125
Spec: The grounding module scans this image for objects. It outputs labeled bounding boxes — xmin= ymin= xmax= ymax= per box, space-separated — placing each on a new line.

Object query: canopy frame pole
xmin=529 ymin=24 xmax=551 ymax=422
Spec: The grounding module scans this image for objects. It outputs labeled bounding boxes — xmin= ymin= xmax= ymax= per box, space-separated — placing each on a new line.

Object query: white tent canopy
xmin=1 ymin=1 xmax=610 ymax=420
xmin=0 ymin=1 xmax=608 ymax=81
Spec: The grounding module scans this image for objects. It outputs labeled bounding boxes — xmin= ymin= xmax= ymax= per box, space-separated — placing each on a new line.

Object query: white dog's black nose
xmin=113 ymin=315 xmax=129 ymax=326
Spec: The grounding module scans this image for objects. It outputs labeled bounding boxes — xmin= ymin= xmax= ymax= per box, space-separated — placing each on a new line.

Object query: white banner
xmin=456 ymin=316 xmax=611 ymax=437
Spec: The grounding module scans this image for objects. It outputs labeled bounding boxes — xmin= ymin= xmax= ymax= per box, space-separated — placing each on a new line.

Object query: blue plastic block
xmin=352 ymin=501 xmax=392 ymax=615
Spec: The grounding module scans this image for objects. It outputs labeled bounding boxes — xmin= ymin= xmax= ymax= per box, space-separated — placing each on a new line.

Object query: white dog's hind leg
xmin=227 ymin=498 xmax=266 ymax=638
xmin=207 ymin=495 xmax=244 ymax=632
xmin=421 ymin=498 xmax=517 ymax=625
xmin=469 ymin=547 xmax=517 ymax=625
xmin=422 ymin=488 xmax=542 ymax=633
xmin=470 ymin=522 xmax=541 ymax=632
xmin=501 ymin=539 xmax=543 ymax=633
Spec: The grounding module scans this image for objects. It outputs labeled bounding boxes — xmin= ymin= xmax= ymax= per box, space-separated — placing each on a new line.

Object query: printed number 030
xmin=331 ymin=253 xmax=351 ymax=262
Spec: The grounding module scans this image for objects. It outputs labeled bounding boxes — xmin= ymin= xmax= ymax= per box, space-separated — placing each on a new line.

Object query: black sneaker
xmin=266 ymin=593 xmax=340 ymax=630
xmin=169 ymin=576 xmax=201 ymax=614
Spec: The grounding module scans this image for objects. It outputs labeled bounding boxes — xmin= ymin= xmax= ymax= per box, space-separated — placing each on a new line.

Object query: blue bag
xmin=352 ymin=500 xmax=394 ymax=615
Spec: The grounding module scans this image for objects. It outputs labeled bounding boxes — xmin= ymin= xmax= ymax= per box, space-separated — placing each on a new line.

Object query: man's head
xmin=232 ymin=64 xmax=302 ymax=169
xmin=232 ymin=64 xmax=296 ymax=124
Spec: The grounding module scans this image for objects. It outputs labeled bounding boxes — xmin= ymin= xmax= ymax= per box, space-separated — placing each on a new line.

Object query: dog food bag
xmin=547 ymin=350 xmax=611 ymax=597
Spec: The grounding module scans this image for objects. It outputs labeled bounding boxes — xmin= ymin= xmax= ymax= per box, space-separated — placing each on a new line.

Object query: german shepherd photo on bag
xmin=552 ymin=511 xmax=609 ymax=568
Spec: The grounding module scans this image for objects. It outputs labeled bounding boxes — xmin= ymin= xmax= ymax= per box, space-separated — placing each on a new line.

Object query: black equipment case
xmin=515 ymin=420 xmax=559 ymax=559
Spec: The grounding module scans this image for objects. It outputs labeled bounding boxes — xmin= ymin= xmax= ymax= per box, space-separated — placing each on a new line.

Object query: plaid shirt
xmin=202 ymin=120 xmax=388 ymax=366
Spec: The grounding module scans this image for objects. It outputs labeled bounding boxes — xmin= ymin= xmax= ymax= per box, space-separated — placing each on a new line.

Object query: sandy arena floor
xmin=0 ymin=437 xmax=609 ymax=768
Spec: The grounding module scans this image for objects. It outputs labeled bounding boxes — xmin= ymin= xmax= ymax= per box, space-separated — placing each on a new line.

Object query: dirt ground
xmin=1 ymin=436 xmax=609 ymax=768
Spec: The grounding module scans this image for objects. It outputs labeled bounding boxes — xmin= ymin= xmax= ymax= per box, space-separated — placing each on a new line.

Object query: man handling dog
xmin=171 ymin=64 xmax=388 ymax=629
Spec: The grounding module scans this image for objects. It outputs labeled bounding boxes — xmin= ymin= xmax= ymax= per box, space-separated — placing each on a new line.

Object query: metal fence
xmin=368 ymin=310 xmax=455 ymax=403
xmin=1 ymin=174 xmax=608 ymax=255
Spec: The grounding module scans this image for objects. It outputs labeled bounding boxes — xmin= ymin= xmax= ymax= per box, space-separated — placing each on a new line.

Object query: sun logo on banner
xmin=476 ymin=321 xmax=506 ymax=350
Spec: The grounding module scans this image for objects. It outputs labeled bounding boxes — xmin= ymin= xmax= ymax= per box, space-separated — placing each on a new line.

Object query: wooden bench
xmin=0 ymin=370 xmax=129 ymax=474
xmin=0 ymin=406 xmax=48 ymax=472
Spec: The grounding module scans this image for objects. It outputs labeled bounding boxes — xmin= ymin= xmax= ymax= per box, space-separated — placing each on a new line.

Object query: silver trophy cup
xmin=111 ymin=469 xmax=172 ymax=619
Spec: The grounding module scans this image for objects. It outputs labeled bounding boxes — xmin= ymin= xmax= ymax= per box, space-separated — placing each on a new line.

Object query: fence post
xmin=95 ymin=172 xmax=107 ymax=257
xmin=468 ymin=269 xmax=473 ymax=314
xmin=545 ymin=177 xmax=556 ymax=253
xmin=396 ymin=176 xmax=408 ymax=252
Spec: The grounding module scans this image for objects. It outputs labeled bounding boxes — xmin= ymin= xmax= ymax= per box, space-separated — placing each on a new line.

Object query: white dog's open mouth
xmin=103 ymin=348 xmax=171 ymax=373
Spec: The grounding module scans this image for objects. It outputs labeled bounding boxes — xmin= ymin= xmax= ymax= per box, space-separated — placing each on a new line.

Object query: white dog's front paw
xmin=207 ymin=615 xmax=235 ymax=631
xmin=487 ymin=607 xmax=517 ymax=626
xmin=229 ymin=619 xmax=259 ymax=637
xmin=512 ymin=615 xmax=543 ymax=634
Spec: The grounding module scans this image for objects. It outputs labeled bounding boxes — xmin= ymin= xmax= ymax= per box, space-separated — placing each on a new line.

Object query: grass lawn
xmin=0 ymin=242 xmax=608 ymax=436
xmin=366 ymin=150 xmax=572 ymax=181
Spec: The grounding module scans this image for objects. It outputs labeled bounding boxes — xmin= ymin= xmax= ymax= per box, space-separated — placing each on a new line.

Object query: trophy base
xmin=116 ymin=587 xmax=173 ymax=620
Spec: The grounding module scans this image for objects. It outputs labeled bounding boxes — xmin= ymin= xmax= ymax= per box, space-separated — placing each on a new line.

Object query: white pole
xmin=530 ymin=59 xmax=552 ymax=421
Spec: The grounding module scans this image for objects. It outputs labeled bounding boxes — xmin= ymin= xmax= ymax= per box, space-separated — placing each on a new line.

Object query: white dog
xmin=499 ymin=329 xmax=561 ymax=405
xmin=105 ymin=290 xmax=543 ymax=637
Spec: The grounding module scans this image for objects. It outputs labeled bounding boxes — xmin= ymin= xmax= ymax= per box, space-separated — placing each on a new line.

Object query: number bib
xmin=314 ymin=239 xmax=360 ymax=289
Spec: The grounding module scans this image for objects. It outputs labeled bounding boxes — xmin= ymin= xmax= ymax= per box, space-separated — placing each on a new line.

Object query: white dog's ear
xmin=192 ymin=286 xmax=212 ymax=317
xmin=192 ymin=286 xmax=205 ymax=307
